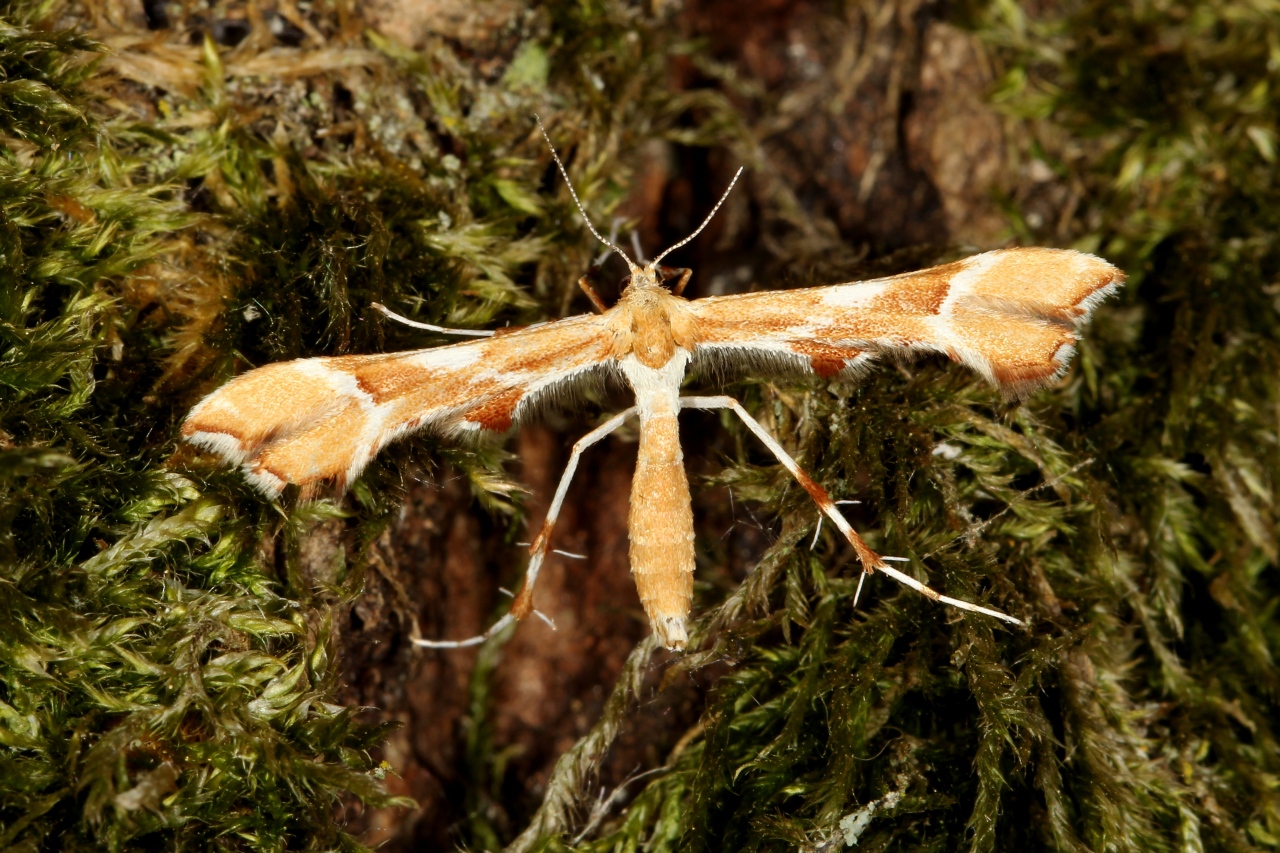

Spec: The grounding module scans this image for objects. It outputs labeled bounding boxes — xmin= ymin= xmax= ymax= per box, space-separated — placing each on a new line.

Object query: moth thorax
xmin=622 ymin=289 xmax=700 ymax=370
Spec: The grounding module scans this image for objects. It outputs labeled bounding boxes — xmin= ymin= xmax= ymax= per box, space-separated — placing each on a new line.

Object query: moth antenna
xmin=649 ymin=166 xmax=744 ymax=268
xmin=534 ymin=115 xmax=638 ymax=272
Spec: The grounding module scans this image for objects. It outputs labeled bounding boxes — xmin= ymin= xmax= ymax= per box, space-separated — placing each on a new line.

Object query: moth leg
xmin=371 ymin=302 xmax=496 ymax=338
xmin=658 ymin=266 xmax=693 ymax=296
xmin=595 ymin=217 xmax=626 ymax=266
xmin=412 ymin=406 xmax=638 ymax=649
xmin=578 ymin=273 xmax=609 ymax=314
xmin=513 ymin=406 xmax=637 ymax=619
xmin=680 ymin=395 xmax=1024 ymax=627
xmin=411 ymin=612 xmax=518 ymax=649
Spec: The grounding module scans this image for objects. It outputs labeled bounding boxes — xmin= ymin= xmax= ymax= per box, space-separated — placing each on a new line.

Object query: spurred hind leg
xmin=413 ymin=407 xmax=638 ymax=648
xmin=680 ymin=395 xmax=1023 ymax=626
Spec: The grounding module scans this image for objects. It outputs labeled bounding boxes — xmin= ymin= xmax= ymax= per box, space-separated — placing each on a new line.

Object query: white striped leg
xmin=413 ymin=407 xmax=639 ymax=649
xmin=680 ymin=396 xmax=1023 ymax=627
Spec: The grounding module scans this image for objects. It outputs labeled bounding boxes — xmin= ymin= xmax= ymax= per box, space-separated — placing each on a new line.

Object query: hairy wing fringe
xmin=689 ymin=345 xmax=878 ymax=385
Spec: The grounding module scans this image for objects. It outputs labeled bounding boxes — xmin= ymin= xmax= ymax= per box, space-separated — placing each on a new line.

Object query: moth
xmin=183 ymin=124 xmax=1124 ymax=651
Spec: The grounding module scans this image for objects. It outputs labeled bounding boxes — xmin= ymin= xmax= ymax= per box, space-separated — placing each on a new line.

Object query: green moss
xmin=0 ymin=9 xmax=407 ymax=851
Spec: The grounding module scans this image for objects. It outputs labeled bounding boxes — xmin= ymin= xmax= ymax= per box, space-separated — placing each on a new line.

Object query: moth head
xmin=617 ymin=264 xmax=691 ymax=296
xmin=624 ymin=264 xmax=663 ymax=292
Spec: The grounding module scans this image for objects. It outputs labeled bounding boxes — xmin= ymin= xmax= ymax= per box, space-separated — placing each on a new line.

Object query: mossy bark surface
xmin=1 ymin=0 xmax=1277 ymax=850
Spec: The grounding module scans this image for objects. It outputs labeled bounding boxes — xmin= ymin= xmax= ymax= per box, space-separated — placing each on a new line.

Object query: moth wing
xmin=687 ymin=248 xmax=1123 ymax=392
xmin=183 ymin=313 xmax=615 ymax=496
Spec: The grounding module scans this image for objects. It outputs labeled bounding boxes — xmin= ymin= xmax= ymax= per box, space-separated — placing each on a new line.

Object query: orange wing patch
xmin=462 ymin=387 xmax=525 ymax=432
xmin=183 ymin=314 xmax=613 ymax=497
xmin=787 ymin=340 xmax=866 ymax=378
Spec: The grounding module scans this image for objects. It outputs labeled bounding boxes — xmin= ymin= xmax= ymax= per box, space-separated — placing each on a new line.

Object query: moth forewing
xmin=687 ymin=247 xmax=1123 ymax=396
xmin=181 ymin=316 xmax=616 ymax=498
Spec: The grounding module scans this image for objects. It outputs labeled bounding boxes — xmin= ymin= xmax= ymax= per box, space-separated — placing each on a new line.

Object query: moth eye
xmin=618 ymin=274 xmax=633 ymax=290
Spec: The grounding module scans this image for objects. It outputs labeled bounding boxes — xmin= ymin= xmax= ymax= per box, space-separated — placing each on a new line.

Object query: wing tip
xmin=1072 ymin=269 xmax=1125 ymax=323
